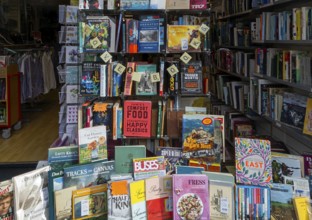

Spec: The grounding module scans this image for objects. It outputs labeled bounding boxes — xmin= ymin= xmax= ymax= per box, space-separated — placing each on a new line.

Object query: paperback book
xmin=79 ymin=0 xmax=104 ymax=9
xmin=78 ymin=125 xmax=107 ymax=164
xmin=48 ymin=145 xmax=79 ymax=170
xmin=54 ymin=186 xmax=77 ymax=220
xmin=0 ymin=180 xmax=14 ymax=220
xmin=135 ymin=64 xmax=157 ymax=96
xmin=80 ymin=62 xmax=101 ymax=95
xmin=156 ymin=147 xmax=187 ymax=175
xmin=138 ymin=19 xmax=160 ymax=53
xmin=303 ymin=97 xmax=312 ymax=136
xmin=129 ymin=180 xmax=146 ymax=220
xmin=48 ymin=169 xmax=64 ymax=220
xmin=133 ymin=156 xmax=166 ymax=180
xmin=180 ymin=61 xmax=203 ymax=94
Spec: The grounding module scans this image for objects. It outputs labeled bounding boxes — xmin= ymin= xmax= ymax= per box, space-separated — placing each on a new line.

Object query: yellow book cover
xmin=129 ymin=180 xmax=146 ymax=220
xmin=167 ymin=25 xmax=201 ymax=52
xmin=72 ymin=184 xmax=108 ymax=220
xmin=303 ymin=98 xmax=312 ymax=136
xmin=293 ymin=197 xmax=311 ymax=220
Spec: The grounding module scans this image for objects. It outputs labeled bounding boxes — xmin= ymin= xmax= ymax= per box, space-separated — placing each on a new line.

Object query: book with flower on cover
xmin=235 ymin=137 xmax=272 ymax=186
xmin=78 ymin=125 xmax=107 ymax=164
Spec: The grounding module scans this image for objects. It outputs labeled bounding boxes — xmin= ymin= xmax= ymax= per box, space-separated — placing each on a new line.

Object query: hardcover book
xmin=107 ymin=178 xmax=132 ymax=220
xmin=123 ymin=100 xmax=152 ymax=138
xmin=145 ymin=176 xmax=173 ymax=220
xmin=114 ymin=145 xmax=146 ymax=174
xmin=54 ymin=186 xmax=77 ymax=220
xmin=172 ymin=174 xmax=209 ymax=220
xmin=129 ymin=180 xmax=147 ymax=220
xmin=235 ymin=137 xmax=272 ymax=186
xmin=133 ymin=156 xmax=166 ymax=180
xmin=72 ymin=184 xmax=108 ymax=219
xmin=63 ymin=160 xmax=114 ymax=189
xmin=167 ymin=25 xmax=201 ymax=52
xmin=138 ymin=19 xmax=160 ymax=53
xmin=78 ymin=125 xmax=107 ymax=164
xmin=180 ymin=61 xmax=203 ymax=94
xmin=156 ymin=147 xmax=187 ymax=175
xmin=48 ymin=145 xmax=79 ymax=170
xmin=0 ymin=180 xmax=14 ymax=220
xmin=135 ymin=64 xmax=157 ymax=96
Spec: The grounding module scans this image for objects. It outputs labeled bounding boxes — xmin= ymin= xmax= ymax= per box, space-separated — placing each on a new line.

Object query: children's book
xmin=271 ymin=183 xmax=296 ymax=220
xmin=63 ymin=160 xmax=114 ymax=189
xmin=303 ymin=97 xmax=312 ymax=136
xmin=72 ymin=184 xmax=108 ymax=219
xmin=48 ymin=169 xmax=64 ymax=220
xmin=80 ymin=62 xmax=101 ymax=95
xmin=78 ymin=125 xmax=107 ymax=164
xmin=54 ymin=186 xmax=77 ymax=220
xmin=123 ymin=100 xmax=152 ymax=138
xmin=92 ymin=101 xmax=113 ymax=136
xmin=0 ymin=180 xmax=14 ymax=220
xmin=145 ymin=176 xmax=173 ymax=220
xmin=135 ymin=64 xmax=157 ymax=96
xmin=156 ymin=147 xmax=187 ymax=175
xmin=235 ymin=137 xmax=272 ymax=186
xmin=107 ymin=178 xmax=132 ymax=220
xmin=114 ymin=145 xmax=146 ymax=174
xmin=129 ymin=180 xmax=147 ymax=220
xmin=180 ymin=61 xmax=203 ymax=94
xmin=172 ymin=174 xmax=209 ymax=220
xmin=133 ymin=156 xmax=166 ymax=180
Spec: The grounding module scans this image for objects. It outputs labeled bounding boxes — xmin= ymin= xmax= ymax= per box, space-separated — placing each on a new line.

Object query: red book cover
xmin=190 ymin=0 xmax=207 ymax=10
xmin=124 ymin=62 xmax=136 ymax=96
xmin=123 ymin=100 xmax=152 ymax=137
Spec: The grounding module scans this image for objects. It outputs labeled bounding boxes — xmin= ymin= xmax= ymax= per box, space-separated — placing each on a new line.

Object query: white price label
xmin=100 ymin=51 xmax=112 ymax=63
xmin=220 ymin=197 xmax=229 ymax=214
xmin=180 ymin=52 xmax=192 ymax=64
xmin=132 ymin=72 xmax=141 ymax=82
xmin=190 ymin=38 xmax=201 ymax=49
xmin=114 ymin=63 xmax=126 ymax=75
xmin=151 ymin=72 xmax=160 ymax=83
xmin=167 ymin=65 xmax=179 ymax=76
xmin=81 ymin=199 xmax=89 ymax=216
xmin=199 ymin=23 xmax=209 ymax=35
xmin=90 ymin=37 xmax=101 ymax=49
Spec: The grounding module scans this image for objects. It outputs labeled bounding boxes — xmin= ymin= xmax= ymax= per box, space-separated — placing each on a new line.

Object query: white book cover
xmin=66 ymin=85 xmax=79 ymax=104
xmin=65 ymin=5 xmax=78 ymax=23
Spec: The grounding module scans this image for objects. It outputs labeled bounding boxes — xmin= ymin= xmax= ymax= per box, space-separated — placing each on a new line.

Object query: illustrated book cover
xmin=133 ymin=156 xmax=166 ymax=180
xmin=107 ymin=178 xmax=132 ymax=220
xmin=293 ymin=196 xmax=312 ymax=220
xmin=79 ymin=0 xmax=104 ymax=9
xmin=138 ymin=19 xmax=160 ymax=53
xmin=175 ymin=165 xmax=204 ymax=174
xmin=13 ymin=166 xmax=50 ymax=220
xmin=303 ymin=97 xmax=312 ymax=136
xmin=180 ymin=61 xmax=203 ymax=94
xmin=72 ymin=184 xmax=108 ymax=219
xmin=145 ymin=175 xmax=173 ymax=220
xmin=0 ymin=180 xmax=14 ymax=220
xmin=129 ymin=180 xmax=146 ymax=220
xmin=167 ymin=25 xmax=201 ymax=52
xmin=63 ymin=160 xmax=114 ymax=189
xmin=48 ymin=169 xmax=64 ymax=220
xmin=135 ymin=64 xmax=157 ymax=96
xmin=78 ymin=125 xmax=107 ymax=164
xmin=92 ymin=101 xmax=113 ymax=136
xmin=48 ymin=145 xmax=79 ymax=170
xmin=172 ymin=174 xmax=209 ymax=220
xmin=235 ymin=137 xmax=272 ymax=186
xmin=54 ymin=186 xmax=77 ymax=220
xmin=156 ymin=147 xmax=187 ymax=175
xmin=114 ymin=145 xmax=146 ymax=174
xmin=66 ymin=84 xmax=79 ymax=104
xmin=120 ymin=0 xmax=149 ymax=10
xmin=123 ymin=100 xmax=152 ymax=138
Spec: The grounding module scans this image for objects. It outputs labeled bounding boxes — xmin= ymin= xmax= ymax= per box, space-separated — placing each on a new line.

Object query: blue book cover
xmin=48 ymin=169 xmax=64 ymax=220
xmin=112 ymin=63 xmax=123 ymax=97
xmin=138 ymin=19 xmax=160 ymax=53
xmin=135 ymin=64 xmax=157 ymax=95
xmin=156 ymin=147 xmax=187 ymax=175
xmin=116 ymin=107 xmax=123 ymax=139
xmin=63 ymin=160 xmax=115 ymax=189
xmin=48 ymin=145 xmax=79 ymax=170
xmin=175 ymin=165 xmax=204 ymax=174
xmin=120 ymin=0 xmax=149 ymax=10
xmin=80 ymin=63 xmax=101 ymax=95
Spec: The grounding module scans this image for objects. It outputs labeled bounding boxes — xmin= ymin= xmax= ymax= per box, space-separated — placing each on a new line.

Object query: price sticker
xmin=167 ymin=65 xmax=179 ymax=76
xmin=180 ymin=52 xmax=192 ymax=64
xmin=220 ymin=197 xmax=229 ymax=214
xmin=190 ymin=38 xmax=201 ymax=49
xmin=151 ymin=72 xmax=160 ymax=83
xmin=199 ymin=23 xmax=209 ymax=35
xmin=114 ymin=63 xmax=126 ymax=75
xmin=100 ymin=51 xmax=112 ymax=63
xmin=132 ymin=72 xmax=141 ymax=82
xmin=90 ymin=37 xmax=101 ymax=49
xmin=81 ymin=199 xmax=89 ymax=217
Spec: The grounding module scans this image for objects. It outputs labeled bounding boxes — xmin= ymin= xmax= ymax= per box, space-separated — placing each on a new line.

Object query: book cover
xmin=13 ymin=166 xmax=50 ymax=220
xmin=167 ymin=25 xmax=201 ymax=52
xmin=235 ymin=137 xmax=272 ymax=186
xmin=138 ymin=19 xmax=160 ymax=53
xmin=66 ymin=85 xmax=79 ymax=104
xmin=180 ymin=61 xmax=203 ymax=94
xmin=111 ymin=62 xmax=123 ymax=97
xmin=54 ymin=186 xmax=77 ymax=220
xmin=92 ymin=101 xmax=113 ymax=136
xmin=114 ymin=145 xmax=146 ymax=174
xmin=63 ymin=160 xmax=114 ymax=189
xmin=65 ymin=46 xmax=79 ymax=64
xmin=124 ymin=62 xmax=135 ymax=96
xmin=271 ymin=183 xmax=296 ymax=220
xmin=302 ymin=153 xmax=312 ymax=176
xmin=48 ymin=145 xmax=79 ymax=170
xmin=48 ymin=169 xmax=64 ymax=220
xmin=126 ymin=19 xmax=139 ymax=53
xmin=175 ymin=165 xmax=204 ymax=174
xmin=123 ymin=100 xmax=152 ymax=137
xmin=107 ymin=179 xmax=132 ymax=220
xmin=78 ymin=125 xmax=107 ymax=164
xmin=293 ymin=196 xmax=311 ymax=220
xmin=156 ymin=147 xmax=187 ymax=175
xmin=133 ymin=156 xmax=166 ymax=180
xmin=80 ymin=62 xmax=101 ymax=95
xmin=190 ymin=0 xmax=207 ymax=10
xmin=72 ymin=184 xmax=108 ymax=219
xmin=135 ymin=64 xmax=157 ymax=96
xmin=129 ymin=180 xmax=146 ymax=220
xmin=0 ymin=180 xmax=14 ymax=220
xmin=303 ymin=97 xmax=312 ymax=136
xmin=145 ymin=176 xmax=173 ymax=220
xmin=65 ymin=5 xmax=78 ymax=23
xmin=120 ymin=0 xmax=149 ymax=10
xmin=79 ymin=17 xmax=110 ymax=52
xmin=284 ymin=176 xmax=310 ymax=197
xmin=172 ymin=174 xmax=209 ymax=220
xmin=79 ymin=0 xmax=104 ymax=9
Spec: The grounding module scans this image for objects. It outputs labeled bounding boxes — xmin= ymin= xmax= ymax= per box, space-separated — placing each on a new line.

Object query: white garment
xmin=42 ymin=51 xmax=57 ymax=94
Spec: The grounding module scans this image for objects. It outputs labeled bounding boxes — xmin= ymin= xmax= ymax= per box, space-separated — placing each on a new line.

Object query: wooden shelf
xmin=216 ymin=67 xmax=249 ymax=80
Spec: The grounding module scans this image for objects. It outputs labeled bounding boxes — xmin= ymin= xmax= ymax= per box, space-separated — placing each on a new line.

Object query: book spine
xmin=159 ymin=59 xmax=165 ymax=96
xmin=124 ymin=62 xmax=135 ymax=96
xmin=157 ymin=100 xmax=162 ymax=138
xmin=100 ymin=64 xmax=107 ymax=97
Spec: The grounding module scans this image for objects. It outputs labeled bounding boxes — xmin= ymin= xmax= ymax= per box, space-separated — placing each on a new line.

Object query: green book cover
xmin=114 ymin=145 xmax=146 ymax=174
